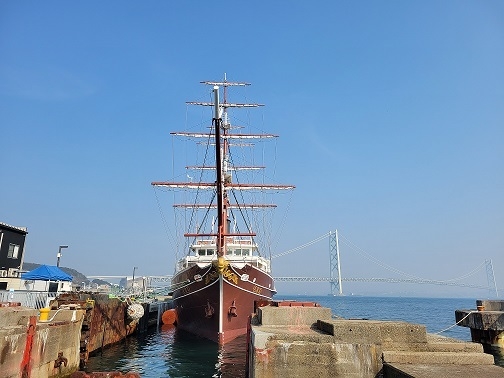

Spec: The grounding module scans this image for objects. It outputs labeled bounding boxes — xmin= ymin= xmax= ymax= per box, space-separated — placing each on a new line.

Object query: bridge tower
xmin=485 ymin=259 xmax=499 ymax=298
xmin=329 ymin=230 xmax=343 ymax=296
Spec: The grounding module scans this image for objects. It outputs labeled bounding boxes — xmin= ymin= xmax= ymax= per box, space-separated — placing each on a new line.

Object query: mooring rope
xmin=434 ymin=310 xmax=476 ymax=334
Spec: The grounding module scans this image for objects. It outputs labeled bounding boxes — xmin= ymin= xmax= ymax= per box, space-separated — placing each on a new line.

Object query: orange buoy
xmin=161 ymin=309 xmax=177 ymax=325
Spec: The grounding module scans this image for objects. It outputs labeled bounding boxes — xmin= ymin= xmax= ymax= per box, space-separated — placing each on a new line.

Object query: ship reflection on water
xmin=86 ymin=325 xmax=247 ymax=377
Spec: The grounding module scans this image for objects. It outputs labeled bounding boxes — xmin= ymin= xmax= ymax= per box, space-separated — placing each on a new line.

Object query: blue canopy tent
xmin=21 ymin=265 xmax=73 ymax=281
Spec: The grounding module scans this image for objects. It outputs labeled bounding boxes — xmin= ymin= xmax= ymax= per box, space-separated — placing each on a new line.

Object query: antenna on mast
xmin=213 ymin=86 xmax=220 ymax=120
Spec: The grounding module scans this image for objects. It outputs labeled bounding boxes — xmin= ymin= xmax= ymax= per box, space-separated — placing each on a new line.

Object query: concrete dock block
xmin=257 ymin=305 xmax=332 ymax=326
xmin=0 ymin=307 xmax=84 ymax=378
xmin=318 ymin=319 xmax=383 ymax=344
xmin=382 ymin=350 xmax=496 ymax=365
xmin=423 ymin=334 xmax=484 ymax=353
xmin=382 ymin=339 xmax=484 ymax=353
xmin=250 ymin=337 xmax=382 ymax=378
xmin=383 ymin=363 xmax=504 ymax=378
xmin=251 ymin=328 xmax=275 ymax=349
xmin=379 ymin=321 xmax=427 ymax=344
xmin=0 ymin=306 xmax=38 ymax=327
xmin=249 ymin=304 xmax=501 ymax=378
xmin=318 ymin=319 xmax=427 ymax=344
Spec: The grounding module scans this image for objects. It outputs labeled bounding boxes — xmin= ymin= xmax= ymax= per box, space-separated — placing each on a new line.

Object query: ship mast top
xmin=151 ymin=77 xmax=295 ymax=257
xmin=201 ymin=73 xmax=251 ymax=87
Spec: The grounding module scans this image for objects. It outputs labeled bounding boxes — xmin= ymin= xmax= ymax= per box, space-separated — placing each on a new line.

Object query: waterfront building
xmin=0 ymin=221 xmax=28 ymax=290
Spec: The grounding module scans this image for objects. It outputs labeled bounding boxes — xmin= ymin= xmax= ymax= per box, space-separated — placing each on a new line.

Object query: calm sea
xmin=86 ymin=296 xmax=483 ymax=377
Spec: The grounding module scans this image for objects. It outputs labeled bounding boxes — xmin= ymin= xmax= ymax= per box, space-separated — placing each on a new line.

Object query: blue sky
xmin=1 ymin=1 xmax=502 ymax=297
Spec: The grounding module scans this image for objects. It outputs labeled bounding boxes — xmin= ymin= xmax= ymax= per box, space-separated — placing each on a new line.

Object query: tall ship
xmin=152 ymin=76 xmax=294 ymax=344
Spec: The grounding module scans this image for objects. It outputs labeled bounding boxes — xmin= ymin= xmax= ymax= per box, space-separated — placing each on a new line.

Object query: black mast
xmin=213 ymin=86 xmax=225 ymax=257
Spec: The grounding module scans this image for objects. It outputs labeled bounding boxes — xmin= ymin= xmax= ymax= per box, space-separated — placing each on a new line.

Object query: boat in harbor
xmin=152 ymin=76 xmax=294 ymax=344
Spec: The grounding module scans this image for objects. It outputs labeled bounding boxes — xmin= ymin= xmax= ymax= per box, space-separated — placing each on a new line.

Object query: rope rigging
xmin=185 ymin=126 xmax=215 ymax=249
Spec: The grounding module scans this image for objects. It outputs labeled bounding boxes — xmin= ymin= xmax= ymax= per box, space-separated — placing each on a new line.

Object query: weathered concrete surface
xmin=0 ymin=306 xmax=84 ymax=378
xmin=383 ymin=363 xmax=504 ymax=378
xmin=250 ymin=326 xmax=380 ymax=378
xmin=421 ymin=334 xmax=483 ymax=352
xmin=318 ymin=319 xmax=427 ymax=344
xmin=256 ymin=305 xmax=332 ymax=326
xmin=0 ymin=304 xmax=38 ymax=326
xmin=249 ymin=304 xmax=501 ymax=378
xmin=456 ymin=309 xmax=504 ymax=331
xmin=383 ymin=350 xmax=494 ymax=365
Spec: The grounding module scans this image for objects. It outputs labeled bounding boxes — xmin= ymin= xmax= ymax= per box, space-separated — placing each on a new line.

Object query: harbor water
xmin=86 ymin=296 xmax=479 ymax=377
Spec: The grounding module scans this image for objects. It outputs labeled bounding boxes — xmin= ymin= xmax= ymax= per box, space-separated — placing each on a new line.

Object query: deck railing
xmin=0 ymin=290 xmax=59 ymax=309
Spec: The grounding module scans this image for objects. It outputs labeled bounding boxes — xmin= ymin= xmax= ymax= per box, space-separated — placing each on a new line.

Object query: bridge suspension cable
xmin=275 ymin=276 xmax=489 ymax=290
xmin=271 ymin=231 xmax=331 ymax=259
xmin=338 ymin=235 xmax=490 ymax=284
xmin=338 ymin=233 xmax=423 ymax=280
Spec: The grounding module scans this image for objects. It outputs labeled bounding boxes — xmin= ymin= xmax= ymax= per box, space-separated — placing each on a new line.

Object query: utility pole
xmin=132 ymin=266 xmax=138 ymax=292
xmin=56 ymin=245 xmax=68 ymax=267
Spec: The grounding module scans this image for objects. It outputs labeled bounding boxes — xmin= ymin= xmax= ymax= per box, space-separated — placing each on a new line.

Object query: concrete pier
xmin=456 ymin=299 xmax=504 ymax=366
xmin=248 ymin=301 xmax=503 ymax=377
xmin=0 ymin=303 xmax=85 ymax=378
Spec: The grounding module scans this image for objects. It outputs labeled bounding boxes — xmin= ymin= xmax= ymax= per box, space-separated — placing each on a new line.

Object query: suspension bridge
xmin=89 ymin=230 xmax=501 ymax=298
xmin=272 ymin=230 xmax=500 ymax=297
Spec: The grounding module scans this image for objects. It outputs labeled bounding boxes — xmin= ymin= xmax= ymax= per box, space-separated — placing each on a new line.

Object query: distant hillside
xmin=23 ymin=262 xmax=90 ymax=285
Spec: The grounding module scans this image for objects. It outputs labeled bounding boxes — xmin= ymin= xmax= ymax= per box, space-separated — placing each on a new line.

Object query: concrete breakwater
xmin=248 ymin=301 xmax=503 ymax=378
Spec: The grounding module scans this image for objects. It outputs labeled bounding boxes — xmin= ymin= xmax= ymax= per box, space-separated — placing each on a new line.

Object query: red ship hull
xmin=172 ymin=261 xmax=275 ymax=344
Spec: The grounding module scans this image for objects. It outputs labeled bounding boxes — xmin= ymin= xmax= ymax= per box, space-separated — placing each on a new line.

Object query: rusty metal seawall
xmin=50 ymin=293 xmax=139 ymax=369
